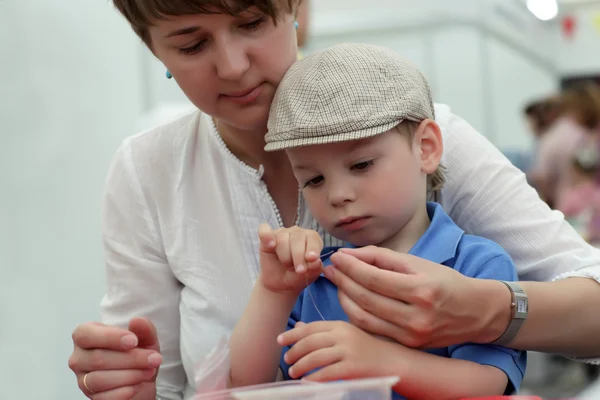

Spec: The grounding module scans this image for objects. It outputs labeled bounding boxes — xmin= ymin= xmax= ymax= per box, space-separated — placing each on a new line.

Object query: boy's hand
xmin=277 ymin=321 xmax=401 ymax=381
xmin=258 ymin=223 xmax=324 ymax=295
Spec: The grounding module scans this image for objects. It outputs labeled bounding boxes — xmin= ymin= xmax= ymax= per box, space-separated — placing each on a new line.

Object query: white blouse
xmin=100 ymin=104 xmax=600 ymax=400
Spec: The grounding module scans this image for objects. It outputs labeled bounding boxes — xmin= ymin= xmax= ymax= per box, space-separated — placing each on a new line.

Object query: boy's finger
xmin=258 ymin=223 xmax=276 ymax=251
xmin=307 ymin=259 xmax=323 ymax=274
xmin=305 ymin=231 xmax=324 ymax=262
xmin=290 ymin=230 xmax=308 ymax=273
xmin=275 ymin=230 xmax=293 ymax=267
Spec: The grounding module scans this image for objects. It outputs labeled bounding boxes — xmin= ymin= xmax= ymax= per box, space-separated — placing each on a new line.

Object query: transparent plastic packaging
xmin=194 ymin=335 xmax=231 ymax=394
xmin=193 ymin=376 xmax=399 ymax=400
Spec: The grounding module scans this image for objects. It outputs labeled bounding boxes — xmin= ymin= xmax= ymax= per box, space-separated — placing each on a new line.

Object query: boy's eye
xmin=304 ymin=176 xmax=324 ymax=188
xmin=352 ymin=160 xmax=375 ymax=170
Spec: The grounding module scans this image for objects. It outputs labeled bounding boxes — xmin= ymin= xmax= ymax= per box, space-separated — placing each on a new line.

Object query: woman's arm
xmin=437 ymin=104 xmax=600 ymax=359
xmin=101 ymin=143 xmax=186 ymax=399
xmin=487 ymin=278 xmax=600 ymax=358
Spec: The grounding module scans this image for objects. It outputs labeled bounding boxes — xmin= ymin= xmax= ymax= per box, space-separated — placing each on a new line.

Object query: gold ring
xmin=83 ymin=372 xmax=95 ymax=394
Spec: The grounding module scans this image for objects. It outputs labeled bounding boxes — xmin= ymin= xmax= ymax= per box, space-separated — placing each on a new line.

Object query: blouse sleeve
xmin=100 ymin=141 xmax=186 ymax=399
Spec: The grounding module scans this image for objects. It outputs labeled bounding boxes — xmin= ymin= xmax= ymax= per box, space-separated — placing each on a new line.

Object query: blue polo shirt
xmin=280 ymin=202 xmax=527 ymax=398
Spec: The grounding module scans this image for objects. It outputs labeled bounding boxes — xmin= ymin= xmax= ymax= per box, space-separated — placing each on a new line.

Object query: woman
xmin=68 ymin=1 xmax=600 ymax=399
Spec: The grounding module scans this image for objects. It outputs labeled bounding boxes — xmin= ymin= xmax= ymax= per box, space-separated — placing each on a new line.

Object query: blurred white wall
xmin=1 ymin=1 xmax=599 ymax=399
xmin=0 ymin=1 xmax=144 ymax=398
xmin=304 ymin=0 xmax=558 ymax=151
xmin=556 ymin=2 xmax=600 ymax=75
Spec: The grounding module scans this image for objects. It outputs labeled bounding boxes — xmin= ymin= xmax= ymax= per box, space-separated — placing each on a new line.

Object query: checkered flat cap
xmin=265 ymin=42 xmax=435 ymax=151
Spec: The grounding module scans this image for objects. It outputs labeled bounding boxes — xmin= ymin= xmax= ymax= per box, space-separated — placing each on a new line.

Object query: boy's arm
xmin=229 ymin=224 xmax=323 ymax=387
xmin=228 ymin=282 xmax=297 ymax=388
xmin=385 ymin=345 xmax=508 ymax=399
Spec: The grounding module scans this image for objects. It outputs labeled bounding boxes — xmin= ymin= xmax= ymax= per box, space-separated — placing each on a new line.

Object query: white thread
xmin=305 ymin=249 xmax=336 ymax=321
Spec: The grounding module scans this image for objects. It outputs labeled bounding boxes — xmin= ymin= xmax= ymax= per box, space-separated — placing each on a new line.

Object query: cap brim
xmin=264 ymin=120 xmax=402 ymax=152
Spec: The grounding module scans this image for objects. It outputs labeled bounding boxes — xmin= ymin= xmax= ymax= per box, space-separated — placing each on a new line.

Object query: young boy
xmin=228 ymin=43 xmax=526 ymax=399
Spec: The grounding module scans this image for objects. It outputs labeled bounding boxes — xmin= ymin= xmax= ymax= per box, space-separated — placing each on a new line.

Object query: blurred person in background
xmin=296 ymin=0 xmax=309 ymax=49
xmin=523 ymin=96 xmax=561 ymax=139
xmin=527 ymin=82 xmax=600 ymax=208
xmin=521 ymin=95 xmax=561 ymax=177
xmin=557 ymin=146 xmax=600 ymax=246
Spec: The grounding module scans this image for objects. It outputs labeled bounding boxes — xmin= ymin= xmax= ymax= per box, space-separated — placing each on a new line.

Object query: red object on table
xmin=459 ymin=396 xmax=543 ymax=400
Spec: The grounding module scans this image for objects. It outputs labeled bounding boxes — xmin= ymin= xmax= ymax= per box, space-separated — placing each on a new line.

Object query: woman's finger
xmin=88 ymin=383 xmax=145 ymax=400
xmin=78 ymin=369 xmax=156 ymax=395
xmin=328 ymin=252 xmax=418 ymax=301
xmin=72 ymin=323 xmax=139 ymax=352
xmin=337 ymin=246 xmax=417 ymax=274
xmin=71 ymin=346 xmax=162 ymax=372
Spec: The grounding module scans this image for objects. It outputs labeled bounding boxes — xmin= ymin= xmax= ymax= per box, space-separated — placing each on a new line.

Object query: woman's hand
xmin=68 ymin=317 xmax=163 ymax=399
xmin=277 ymin=321 xmax=402 ymax=381
xmin=324 ymin=246 xmax=507 ymax=348
xmin=257 ymin=223 xmax=324 ymax=295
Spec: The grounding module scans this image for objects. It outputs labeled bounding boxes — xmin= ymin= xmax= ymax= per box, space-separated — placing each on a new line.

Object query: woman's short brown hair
xmin=112 ymin=0 xmax=298 ymax=47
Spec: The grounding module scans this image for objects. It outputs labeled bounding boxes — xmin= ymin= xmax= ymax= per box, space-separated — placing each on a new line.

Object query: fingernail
xmin=296 ymin=264 xmax=306 ymax=273
xmin=121 ymin=334 xmax=138 ymax=348
xmin=289 ymin=367 xmax=295 ymax=377
xmin=307 ymin=251 xmax=317 ymax=258
xmin=144 ymin=368 xmax=157 ymax=379
xmin=277 ymin=334 xmax=284 ymax=344
xmin=148 ymin=353 xmax=162 ymax=366
xmin=268 ymin=240 xmax=276 ymax=248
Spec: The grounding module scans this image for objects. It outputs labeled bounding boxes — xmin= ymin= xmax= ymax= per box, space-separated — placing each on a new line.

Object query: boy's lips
xmin=335 ymin=216 xmax=371 ymax=231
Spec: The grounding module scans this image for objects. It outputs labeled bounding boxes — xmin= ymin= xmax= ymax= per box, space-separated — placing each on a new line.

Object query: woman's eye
xmin=304 ymin=176 xmax=324 ymax=188
xmin=241 ymin=16 xmax=267 ymax=31
xmin=352 ymin=160 xmax=375 ymax=171
xmin=179 ymin=40 xmax=207 ymax=55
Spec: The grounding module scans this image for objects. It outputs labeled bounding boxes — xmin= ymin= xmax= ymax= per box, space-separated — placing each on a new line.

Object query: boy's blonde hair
xmin=112 ymin=0 xmax=299 ymax=48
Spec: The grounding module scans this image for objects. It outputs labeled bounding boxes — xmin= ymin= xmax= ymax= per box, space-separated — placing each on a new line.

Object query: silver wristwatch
xmin=491 ymin=281 xmax=528 ymax=346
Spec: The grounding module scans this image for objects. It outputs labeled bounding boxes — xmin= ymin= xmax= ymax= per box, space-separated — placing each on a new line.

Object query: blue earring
xmin=166 ymin=70 xmax=172 ymax=79
xmin=294 ymin=21 xmax=299 ymax=30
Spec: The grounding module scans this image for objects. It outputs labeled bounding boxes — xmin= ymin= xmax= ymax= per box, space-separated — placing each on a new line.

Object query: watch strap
xmin=491 ymin=281 xmax=528 ymax=346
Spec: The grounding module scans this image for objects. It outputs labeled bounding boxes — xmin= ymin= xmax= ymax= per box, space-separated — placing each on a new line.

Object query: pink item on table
xmin=459 ymin=396 xmax=542 ymax=400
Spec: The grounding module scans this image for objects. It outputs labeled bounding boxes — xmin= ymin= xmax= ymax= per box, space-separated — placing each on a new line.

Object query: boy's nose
xmin=328 ymin=185 xmax=355 ymax=207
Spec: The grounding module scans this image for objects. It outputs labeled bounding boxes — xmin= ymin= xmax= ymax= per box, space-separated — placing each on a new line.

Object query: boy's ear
xmin=413 ymin=119 xmax=443 ymax=174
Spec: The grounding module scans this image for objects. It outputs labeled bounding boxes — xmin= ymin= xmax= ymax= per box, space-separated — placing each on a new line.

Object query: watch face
xmin=516 ymin=297 xmax=528 ymax=314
